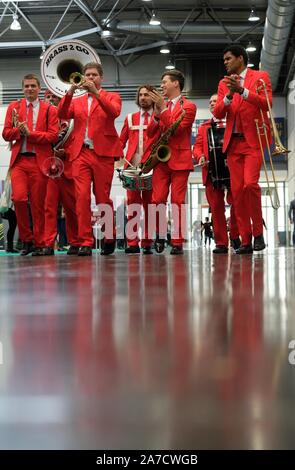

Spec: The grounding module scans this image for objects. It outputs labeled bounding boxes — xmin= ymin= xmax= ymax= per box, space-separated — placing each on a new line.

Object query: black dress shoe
xmin=43 ymin=247 xmax=55 ymax=256
xmin=78 ymin=246 xmax=92 ymax=256
xmin=125 ymin=246 xmax=140 ymax=254
xmin=230 ymin=238 xmax=241 ymax=250
xmin=142 ymin=247 xmax=153 ymax=255
xmin=32 ymin=247 xmax=45 ymax=256
xmin=155 ymin=238 xmax=165 ymax=253
xmin=101 ymin=240 xmax=115 ymax=256
xmin=6 ymin=248 xmax=18 ymax=253
xmin=67 ymin=245 xmax=80 ymax=255
xmin=213 ymin=245 xmax=228 ymax=254
xmin=253 ymin=234 xmax=266 ymax=251
xmin=170 ymin=245 xmax=184 ymax=255
xmin=235 ymin=244 xmax=253 ymax=255
xmin=20 ymin=242 xmax=35 ymax=256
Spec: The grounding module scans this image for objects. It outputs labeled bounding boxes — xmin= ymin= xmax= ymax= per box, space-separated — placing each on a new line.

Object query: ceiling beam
xmin=49 ymin=0 xmax=75 ymax=41
xmin=205 ymin=0 xmax=234 ymax=43
xmin=174 ymin=7 xmax=200 ymax=42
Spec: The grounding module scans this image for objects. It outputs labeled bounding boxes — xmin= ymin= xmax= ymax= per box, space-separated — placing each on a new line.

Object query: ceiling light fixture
xmin=101 ymin=29 xmax=111 ymax=37
xmin=10 ymin=12 xmax=21 ymax=31
xmin=160 ymin=47 xmax=170 ymax=54
xmin=149 ymin=11 xmax=161 ymax=26
xmin=248 ymin=62 xmax=255 ymax=68
xmin=246 ymin=42 xmax=256 ymax=52
xmin=248 ymin=7 xmax=260 ymax=22
xmin=165 ymin=59 xmax=175 ymax=70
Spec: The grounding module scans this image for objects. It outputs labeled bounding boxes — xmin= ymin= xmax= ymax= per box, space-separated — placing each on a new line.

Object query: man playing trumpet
xmin=58 ymin=62 xmax=123 ymax=256
xmin=214 ymin=45 xmax=272 ymax=254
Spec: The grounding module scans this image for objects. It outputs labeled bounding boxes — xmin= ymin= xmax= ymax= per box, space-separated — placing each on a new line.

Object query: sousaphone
xmin=41 ymin=39 xmax=101 ymax=98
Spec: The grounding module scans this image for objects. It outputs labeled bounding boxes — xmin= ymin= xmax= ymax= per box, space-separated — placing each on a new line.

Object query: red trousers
xmin=205 ymin=181 xmax=239 ymax=246
xmin=10 ymin=156 xmax=48 ymax=247
xmin=152 ymin=164 xmax=190 ymax=246
xmin=227 ymin=138 xmax=263 ymax=245
xmin=126 ymin=189 xmax=153 ymax=248
xmin=44 ymin=175 xmax=79 ymax=247
xmin=72 ymin=148 xmax=115 ymax=246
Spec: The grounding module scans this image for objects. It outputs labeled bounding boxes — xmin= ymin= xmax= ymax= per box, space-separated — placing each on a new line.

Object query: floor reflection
xmin=0 ymin=249 xmax=295 ymax=449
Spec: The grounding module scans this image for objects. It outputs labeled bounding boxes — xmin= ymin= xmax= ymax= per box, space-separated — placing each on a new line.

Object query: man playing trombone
xmin=214 ymin=45 xmax=272 ymax=254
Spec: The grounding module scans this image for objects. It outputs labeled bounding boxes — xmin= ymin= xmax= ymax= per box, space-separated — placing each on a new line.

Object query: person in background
xmin=288 ymin=193 xmax=295 ymax=246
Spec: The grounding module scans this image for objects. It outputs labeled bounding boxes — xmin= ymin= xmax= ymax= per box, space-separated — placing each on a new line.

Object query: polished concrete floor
xmin=0 ymin=246 xmax=295 ymax=450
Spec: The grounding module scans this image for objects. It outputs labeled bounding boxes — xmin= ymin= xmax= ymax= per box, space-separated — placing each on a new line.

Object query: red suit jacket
xmin=145 ymin=96 xmax=197 ymax=171
xmin=213 ymin=68 xmax=272 ymax=152
xmin=2 ymin=99 xmax=59 ymax=170
xmin=58 ymin=89 xmax=123 ymax=160
xmin=120 ymin=111 xmax=154 ymax=169
xmin=193 ymin=119 xmax=212 ymax=185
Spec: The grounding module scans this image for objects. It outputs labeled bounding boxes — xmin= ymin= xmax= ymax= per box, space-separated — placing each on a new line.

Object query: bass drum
xmin=41 ymin=39 xmax=101 ymax=98
xmin=207 ymin=123 xmax=230 ymax=189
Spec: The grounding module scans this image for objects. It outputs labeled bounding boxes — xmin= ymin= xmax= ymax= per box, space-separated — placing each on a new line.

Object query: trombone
xmin=255 ymin=78 xmax=290 ymax=210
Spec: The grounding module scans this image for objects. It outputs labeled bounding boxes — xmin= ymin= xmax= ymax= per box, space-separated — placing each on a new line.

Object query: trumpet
xmin=69 ymin=72 xmax=84 ymax=86
xmin=255 ymin=78 xmax=290 ymax=210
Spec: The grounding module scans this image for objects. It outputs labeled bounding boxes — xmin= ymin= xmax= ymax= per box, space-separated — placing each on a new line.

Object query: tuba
xmin=140 ymin=101 xmax=186 ymax=174
xmin=41 ymin=39 xmax=101 ymax=98
xmin=40 ymin=40 xmax=100 ymax=178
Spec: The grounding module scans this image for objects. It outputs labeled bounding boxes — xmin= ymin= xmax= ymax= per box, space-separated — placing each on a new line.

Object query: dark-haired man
xmin=2 ymin=74 xmax=59 ymax=255
xmin=213 ymin=45 xmax=272 ymax=254
xmin=58 ymin=62 xmax=123 ymax=256
xmin=146 ymin=69 xmax=197 ymax=255
xmin=120 ymin=84 xmax=155 ymax=254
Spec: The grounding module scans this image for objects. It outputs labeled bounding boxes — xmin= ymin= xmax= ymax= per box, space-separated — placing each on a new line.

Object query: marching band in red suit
xmin=120 ymin=85 xmax=155 ymax=254
xmin=58 ymin=62 xmax=123 ymax=256
xmin=2 ymin=74 xmax=59 ymax=256
xmin=43 ymin=90 xmax=80 ymax=256
xmin=146 ymin=70 xmax=197 ymax=255
xmin=213 ymin=45 xmax=272 ymax=254
xmin=193 ymin=94 xmax=240 ymax=254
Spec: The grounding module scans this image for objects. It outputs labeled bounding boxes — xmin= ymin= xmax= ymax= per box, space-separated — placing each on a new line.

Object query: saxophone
xmin=140 ymin=100 xmax=186 ymax=174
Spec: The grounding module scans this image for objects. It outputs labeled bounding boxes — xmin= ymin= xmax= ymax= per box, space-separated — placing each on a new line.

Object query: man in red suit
xmin=42 ymin=90 xmax=79 ymax=256
xmin=193 ymin=94 xmax=240 ymax=253
xmin=2 ymin=74 xmax=59 ymax=256
xmin=58 ymin=62 xmax=123 ymax=256
xmin=146 ymin=70 xmax=197 ymax=254
xmin=120 ymin=84 xmax=155 ymax=255
xmin=213 ymin=45 xmax=272 ymax=254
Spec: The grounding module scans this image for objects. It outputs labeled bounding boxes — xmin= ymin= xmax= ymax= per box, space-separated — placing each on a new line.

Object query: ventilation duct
xmin=260 ymin=0 xmax=295 ymax=91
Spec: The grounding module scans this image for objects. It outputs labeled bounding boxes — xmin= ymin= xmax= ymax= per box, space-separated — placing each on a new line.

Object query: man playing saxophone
xmin=146 ymin=69 xmax=197 ymax=254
